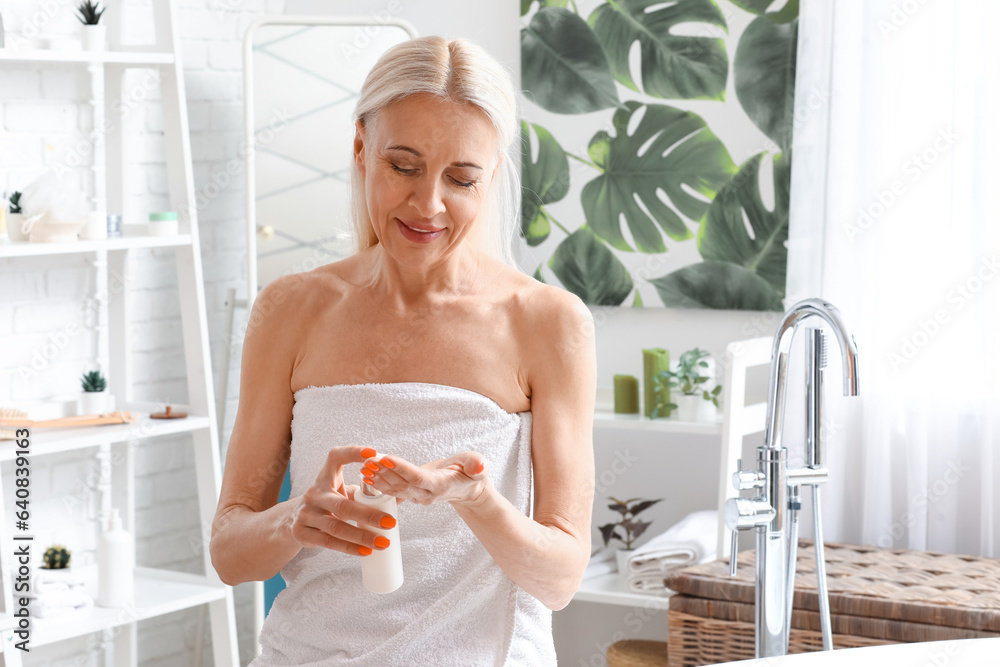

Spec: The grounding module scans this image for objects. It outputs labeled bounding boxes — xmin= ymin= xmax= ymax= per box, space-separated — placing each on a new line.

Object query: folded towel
xmin=10 ymin=567 xmax=87 ymax=597
xmin=29 ymin=589 xmax=93 ymax=618
xmin=626 ymin=510 xmax=718 ymax=594
xmin=583 ymin=547 xmax=618 ymax=580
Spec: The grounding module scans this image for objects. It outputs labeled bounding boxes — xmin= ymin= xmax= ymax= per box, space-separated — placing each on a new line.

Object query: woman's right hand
xmin=285 ymin=445 xmax=397 ymax=556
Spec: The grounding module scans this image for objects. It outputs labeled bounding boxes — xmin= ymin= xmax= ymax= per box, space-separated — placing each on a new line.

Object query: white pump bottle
xmin=98 ymin=507 xmax=134 ymax=607
xmin=354 ymin=474 xmax=403 ymax=593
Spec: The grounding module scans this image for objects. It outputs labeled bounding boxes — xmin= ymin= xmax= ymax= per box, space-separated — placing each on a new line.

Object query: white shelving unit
xmin=572 ymin=337 xmax=772 ymax=610
xmin=0 ymin=1 xmax=239 ymax=665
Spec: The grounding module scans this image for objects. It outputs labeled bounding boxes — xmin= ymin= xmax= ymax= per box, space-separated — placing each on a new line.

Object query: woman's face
xmin=354 ymin=93 xmax=500 ymax=266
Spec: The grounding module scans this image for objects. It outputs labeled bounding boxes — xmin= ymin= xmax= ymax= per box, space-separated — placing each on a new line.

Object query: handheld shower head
xmin=763 ymin=298 xmax=860 ymax=451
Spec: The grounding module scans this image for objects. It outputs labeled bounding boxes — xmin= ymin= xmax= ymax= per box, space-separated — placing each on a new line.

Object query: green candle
xmin=613 ymin=374 xmax=640 ymax=414
xmin=642 ymin=348 xmax=671 ymax=418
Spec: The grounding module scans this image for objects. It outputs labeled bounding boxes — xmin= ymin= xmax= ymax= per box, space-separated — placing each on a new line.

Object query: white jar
xmin=80 ymin=210 xmax=108 ymax=240
xmin=148 ymin=211 xmax=178 ymax=236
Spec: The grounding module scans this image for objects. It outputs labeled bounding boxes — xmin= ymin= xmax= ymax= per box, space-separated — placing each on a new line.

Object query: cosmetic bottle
xmin=355 ymin=474 xmax=403 ymax=593
xmin=98 ymin=508 xmax=134 ymax=607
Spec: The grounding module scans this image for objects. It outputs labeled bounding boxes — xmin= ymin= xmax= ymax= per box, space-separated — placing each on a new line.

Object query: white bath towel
xmin=625 ymin=510 xmax=718 ymax=594
xmin=28 ymin=588 xmax=94 ymax=618
xmin=9 ymin=567 xmax=87 ymax=598
xmin=252 ymin=382 xmax=556 ymax=667
xmin=32 ymin=567 xmax=86 ymax=594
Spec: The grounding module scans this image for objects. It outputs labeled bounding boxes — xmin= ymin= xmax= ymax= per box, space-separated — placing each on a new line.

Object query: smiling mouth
xmin=398 ymin=219 xmax=443 ymax=233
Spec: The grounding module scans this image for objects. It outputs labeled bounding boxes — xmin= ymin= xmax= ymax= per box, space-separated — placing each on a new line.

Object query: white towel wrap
xmin=251 ymin=382 xmax=556 ymax=666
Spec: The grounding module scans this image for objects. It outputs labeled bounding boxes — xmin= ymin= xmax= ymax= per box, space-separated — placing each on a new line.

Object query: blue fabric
xmin=263 ymin=466 xmax=291 ymax=616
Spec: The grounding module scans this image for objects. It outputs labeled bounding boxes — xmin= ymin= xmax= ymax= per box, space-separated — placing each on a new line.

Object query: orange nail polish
xmin=361 ymin=447 xmax=377 ymax=459
xmin=358 ymin=545 xmax=372 ymax=556
xmin=374 ymin=536 xmax=390 ymax=549
xmin=363 ymin=478 xmax=375 ymax=485
xmin=380 ymin=457 xmax=395 ymax=469
xmin=380 ymin=516 xmax=397 ymax=529
xmin=365 ymin=461 xmax=380 ymax=472
xmin=361 ymin=467 xmax=374 ymax=478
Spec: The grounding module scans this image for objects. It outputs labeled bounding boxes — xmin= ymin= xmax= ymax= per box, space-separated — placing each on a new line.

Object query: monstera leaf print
xmin=588 ymin=0 xmax=728 ymax=100
xmin=734 ymin=13 xmax=798 ymax=150
xmin=729 ymin=0 xmax=799 ymax=22
xmin=650 ymin=261 xmax=783 ymax=311
xmin=521 ymin=0 xmax=568 ymax=16
xmin=581 ymin=101 xmax=736 ymax=253
xmin=698 ymin=152 xmax=790 ymax=296
xmin=521 ymin=7 xmax=620 ymax=114
xmin=521 ymin=121 xmax=570 ymax=247
xmin=549 ymin=227 xmax=634 ymax=305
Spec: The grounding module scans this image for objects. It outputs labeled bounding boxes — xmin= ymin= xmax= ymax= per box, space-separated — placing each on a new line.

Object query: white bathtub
xmin=711 ymin=637 xmax=1000 ymax=666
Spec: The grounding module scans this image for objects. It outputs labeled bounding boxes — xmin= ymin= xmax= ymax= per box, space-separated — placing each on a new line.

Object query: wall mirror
xmin=243 ymin=16 xmax=418 ymax=298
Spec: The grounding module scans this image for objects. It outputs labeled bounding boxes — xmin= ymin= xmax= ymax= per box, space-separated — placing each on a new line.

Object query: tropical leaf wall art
xmin=519 ymin=0 xmax=799 ymax=311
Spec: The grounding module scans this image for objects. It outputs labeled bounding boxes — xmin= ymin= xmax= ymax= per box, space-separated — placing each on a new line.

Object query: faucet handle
xmin=725 ymin=497 xmax=775 ymax=531
xmin=733 ymin=469 xmax=766 ymax=491
xmin=729 ymin=530 xmax=739 ymax=576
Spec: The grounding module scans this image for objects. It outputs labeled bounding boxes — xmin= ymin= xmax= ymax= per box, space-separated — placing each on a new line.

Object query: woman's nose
xmin=408 ymin=175 xmax=446 ymax=219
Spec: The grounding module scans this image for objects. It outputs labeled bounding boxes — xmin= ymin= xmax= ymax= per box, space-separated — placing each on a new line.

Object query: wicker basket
xmin=606 ymin=639 xmax=669 ymax=667
xmin=663 ymin=540 xmax=1000 ymax=667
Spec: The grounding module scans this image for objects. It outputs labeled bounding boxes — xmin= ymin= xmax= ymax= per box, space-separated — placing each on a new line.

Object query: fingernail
xmin=380 ymin=516 xmax=397 ymax=529
xmin=380 ymin=457 xmax=395 ymax=469
xmin=358 ymin=545 xmax=372 ymax=556
xmin=361 ymin=447 xmax=377 ymax=459
xmin=374 ymin=536 xmax=390 ymax=549
xmin=365 ymin=461 xmax=380 ymax=472
xmin=363 ymin=478 xmax=375 ymax=485
xmin=361 ymin=467 xmax=374 ymax=478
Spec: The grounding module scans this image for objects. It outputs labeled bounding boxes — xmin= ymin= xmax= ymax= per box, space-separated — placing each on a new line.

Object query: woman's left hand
xmin=363 ymin=452 xmax=489 ymax=506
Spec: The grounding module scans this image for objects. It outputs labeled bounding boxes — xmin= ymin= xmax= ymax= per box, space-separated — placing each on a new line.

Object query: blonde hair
xmin=349 ymin=36 xmax=521 ymax=285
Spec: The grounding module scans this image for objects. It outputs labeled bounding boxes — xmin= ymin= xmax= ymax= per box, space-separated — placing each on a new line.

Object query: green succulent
xmin=8 ymin=191 xmax=21 ymax=214
xmin=76 ymin=0 xmax=106 ymax=25
xmin=81 ymin=370 xmax=107 ymax=393
xmin=43 ymin=545 xmax=72 ymax=569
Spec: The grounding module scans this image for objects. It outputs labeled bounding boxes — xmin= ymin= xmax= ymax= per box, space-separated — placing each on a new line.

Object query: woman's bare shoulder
xmin=505 ymin=270 xmax=594 ymax=356
xmin=251 ymin=257 xmax=356 ymax=316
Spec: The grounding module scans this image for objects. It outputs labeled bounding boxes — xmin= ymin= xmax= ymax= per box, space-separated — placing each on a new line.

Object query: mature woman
xmin=210 ymin=36 xmax=596 ymax=665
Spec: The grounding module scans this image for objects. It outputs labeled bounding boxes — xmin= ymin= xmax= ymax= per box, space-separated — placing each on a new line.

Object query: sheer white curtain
xmin=787 ymin=0 xmax=1000 ymax=556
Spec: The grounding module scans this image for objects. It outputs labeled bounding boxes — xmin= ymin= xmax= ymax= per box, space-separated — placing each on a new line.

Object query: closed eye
xmin=392 ymin=163 xmax=475 ymax=189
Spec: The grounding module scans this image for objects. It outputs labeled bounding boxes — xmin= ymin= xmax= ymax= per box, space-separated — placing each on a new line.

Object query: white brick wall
xmin=0 ymin=0 xmax=284 ymax=663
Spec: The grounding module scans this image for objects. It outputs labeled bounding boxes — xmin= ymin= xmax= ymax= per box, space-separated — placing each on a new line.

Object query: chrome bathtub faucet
xmin=725 ymin=298 xmax=860 ymax=658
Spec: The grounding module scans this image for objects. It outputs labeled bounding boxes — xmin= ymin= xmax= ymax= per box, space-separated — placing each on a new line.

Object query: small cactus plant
xmin=80 ymin=370 xmax=107 ymax=393
xmin=76 ymin=0 xmax=106 ymax=25
xmin=43 ymin=545 xmax=72 ymax=569
xmin=8 ymin=191 xmax=21 ymax=214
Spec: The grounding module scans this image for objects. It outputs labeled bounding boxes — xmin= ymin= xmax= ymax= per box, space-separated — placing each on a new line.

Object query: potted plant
xmin=653 ymin=348 xmax=720 ymax=422
xmin=598 ymin=496 xmax=662 ymax=574
xmin=78 ymin=369 xmax=109 ymax=414
xmin=7 ymin=191 xmax=26 ymax=243
xmin=76 ymin=1 xmax=106 ymax=52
